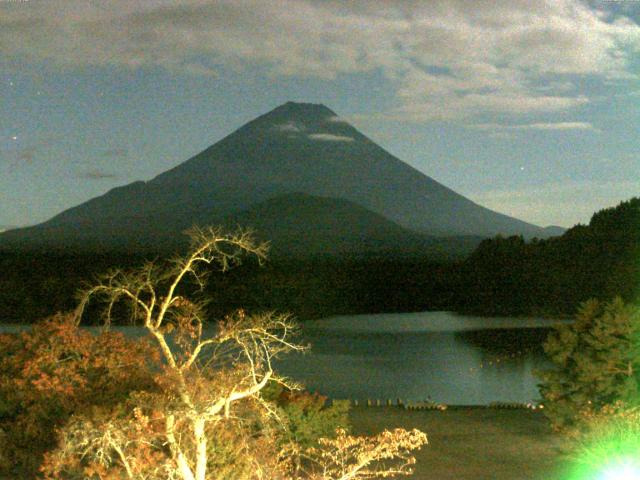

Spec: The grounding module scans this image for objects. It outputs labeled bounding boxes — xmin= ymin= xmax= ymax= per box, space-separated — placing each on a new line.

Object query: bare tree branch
xmin=52 ymin=227 xmax=426 ymax=480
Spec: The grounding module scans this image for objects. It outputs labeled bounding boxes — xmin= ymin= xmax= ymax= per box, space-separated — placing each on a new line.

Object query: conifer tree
xmin=538 ymin=297 xmax=640 ymax=431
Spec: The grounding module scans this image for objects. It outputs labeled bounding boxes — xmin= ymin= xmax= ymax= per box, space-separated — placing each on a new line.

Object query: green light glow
xmin=564 ymin=407 xmax=640 ymax=480
xmin=599 ymin=459 xmax=640 ymax=480
xmin=567 ymin=455 xmax=640 ymax=480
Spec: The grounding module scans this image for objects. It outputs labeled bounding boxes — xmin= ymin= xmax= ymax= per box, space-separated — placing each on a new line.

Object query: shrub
xmin=265 ymin=383 xmax=351 ymax=450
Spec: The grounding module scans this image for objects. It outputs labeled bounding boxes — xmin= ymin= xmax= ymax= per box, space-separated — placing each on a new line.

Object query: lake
xmin=274 ymin=311 xmax=563 ymax=405
xmin=0 ymin=311 xmax=565 ymax=406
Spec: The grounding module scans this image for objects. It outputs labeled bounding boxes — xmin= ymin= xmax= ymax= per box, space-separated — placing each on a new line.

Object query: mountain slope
xmin=1 ymin=102 xmax=550 ymax=251
xmin=222 ymin=192 xmax=481 ymax=259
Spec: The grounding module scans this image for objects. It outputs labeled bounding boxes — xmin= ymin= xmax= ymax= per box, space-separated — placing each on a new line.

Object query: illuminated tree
xmin=39 ymin=227 xmax=427 ymax=480
xmin=304 ymin=428 xmax=427 ymax=480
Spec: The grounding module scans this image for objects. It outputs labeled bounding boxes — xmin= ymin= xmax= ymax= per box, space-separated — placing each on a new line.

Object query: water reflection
xmin=274 ymin=313 xmax=560 ymax=405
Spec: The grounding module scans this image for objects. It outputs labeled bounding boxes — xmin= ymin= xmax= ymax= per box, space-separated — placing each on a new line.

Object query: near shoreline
xmin=349 ymin=406 xmax=569 ymax=480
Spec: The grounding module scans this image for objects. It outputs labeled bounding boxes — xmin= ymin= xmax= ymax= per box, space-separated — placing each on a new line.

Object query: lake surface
xmin=1 ymin=311 xmax=565 ymax=406
xmin=274 ymin=311 xmax=564 ymax=405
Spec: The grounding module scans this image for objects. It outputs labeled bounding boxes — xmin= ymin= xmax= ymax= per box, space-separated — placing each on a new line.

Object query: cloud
xmin=327 ymin=115 xmax=350 ymax=124
xmin=487 ymin=131 xmax=513 ymax=140
xmin=469 ymin=179 xmax=640 ymax=227
xmin=471 ymin=121 xmax=598 ymax=131
xmin=5 ymin=139 xmax=54 ymax=167
xmin=102 ymin=148 xmax=128 ymax=158
xmin=274 ymin=122 xmax=304 ymax=133
xmin=15 ymin=146 xmax=37 ymax=163
xmin=533 ymin=80 xmax=576 ymax=93
xmin=2 ymin=0 xmax=639 ymax=120
xmin=80 ymin=170 xmax=118 ymax=180
xmin=307 ymin=133 xmax=355 ymax=142
xmin=514 ymin=122 xmax=596 ymax=131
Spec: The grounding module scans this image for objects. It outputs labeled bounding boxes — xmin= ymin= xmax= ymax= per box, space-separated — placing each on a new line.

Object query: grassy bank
xmin=349 ymin=406 xmax=570 ymax=480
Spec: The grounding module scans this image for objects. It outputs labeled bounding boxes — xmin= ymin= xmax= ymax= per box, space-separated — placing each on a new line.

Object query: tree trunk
xmin=166 ymin=414 xmax=197 ymax=480
xmin=194 ymin=417 xmax=208 ymax=480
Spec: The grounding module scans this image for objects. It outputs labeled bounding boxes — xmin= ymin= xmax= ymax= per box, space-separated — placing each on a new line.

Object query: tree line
xmin=455 ymin=197 xmax=640 ymax=316
xmin=1 ymin=197 xmax=637 ymax=323
xmin=0 ymin=252 xmax=459 ymax=324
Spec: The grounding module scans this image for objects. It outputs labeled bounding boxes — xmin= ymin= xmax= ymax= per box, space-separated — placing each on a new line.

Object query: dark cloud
xmin=5 ymin=138 xmax=57 ymax=168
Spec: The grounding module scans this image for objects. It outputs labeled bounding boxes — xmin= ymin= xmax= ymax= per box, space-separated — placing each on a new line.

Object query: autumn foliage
xmin=0 ymin=313 xmax=159 ymax=477
xmin=0 ymin=228 xmax=427 ymax=479
xmin=306 ymin=427 xmax=427 ymax=480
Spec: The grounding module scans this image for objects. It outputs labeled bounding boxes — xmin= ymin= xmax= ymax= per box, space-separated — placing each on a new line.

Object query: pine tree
xmin=538 ymin=297 xmax=640 ymax=431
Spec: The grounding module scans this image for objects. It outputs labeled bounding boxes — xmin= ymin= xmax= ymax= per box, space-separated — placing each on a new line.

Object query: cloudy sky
xmin=1 ymin=0 xmax=639 ymax=229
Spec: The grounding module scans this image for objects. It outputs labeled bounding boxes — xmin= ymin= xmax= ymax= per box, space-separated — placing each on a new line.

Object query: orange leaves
xmin=0 ymin=312 xmax=160 ymax=477
xmin=7 ymin=229 xmax=431 ymax=480
xmin=307 ymin=428 xmax=428 ymax=479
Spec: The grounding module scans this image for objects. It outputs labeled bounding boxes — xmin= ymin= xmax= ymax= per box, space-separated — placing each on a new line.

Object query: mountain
xmin=222 ymin=192 xmax=481 ymax=259
xmin=1 ymin=102 xmax=551 ymax=252
xmin=540 ymin=225 xmax=567 ymax=237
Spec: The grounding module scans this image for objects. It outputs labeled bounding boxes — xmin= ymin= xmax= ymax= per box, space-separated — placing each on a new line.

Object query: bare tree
xmin=45 ymin=227 xmax=427 ymax=480
xmin=70 ymin=227 xmax=303 ymax=480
